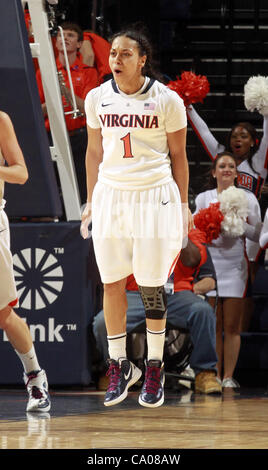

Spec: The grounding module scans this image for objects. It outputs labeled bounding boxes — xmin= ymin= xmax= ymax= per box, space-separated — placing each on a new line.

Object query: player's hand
xmin=182 ymin=203 xmax=193 ymax=248
xmin=80 ymin=202 xmax=92 ymax=239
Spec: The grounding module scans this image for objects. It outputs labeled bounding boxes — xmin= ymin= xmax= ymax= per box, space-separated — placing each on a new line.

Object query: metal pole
xmin=58 ymin=25 xmax=81 ymax=118
xmin=91 ymin=0 xmax=97 ymax=32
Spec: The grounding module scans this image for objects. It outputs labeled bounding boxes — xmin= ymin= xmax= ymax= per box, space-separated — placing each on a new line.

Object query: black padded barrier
xmin=0 ymin=222 xmax=102 ymax=386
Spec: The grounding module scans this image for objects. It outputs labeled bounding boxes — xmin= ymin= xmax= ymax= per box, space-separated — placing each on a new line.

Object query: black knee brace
xmin=138 ymin=285 xmax=167 ymax=320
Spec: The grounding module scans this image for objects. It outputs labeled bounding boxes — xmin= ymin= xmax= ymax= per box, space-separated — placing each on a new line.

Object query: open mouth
xmin=233 ymin=144 xmax=242 ymax=153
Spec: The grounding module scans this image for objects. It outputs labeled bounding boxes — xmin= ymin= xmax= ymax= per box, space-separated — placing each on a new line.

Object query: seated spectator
xmin=93 ymin=228 xmax=221 ymax=395
xmin=35 ymin=22 xmax=99 ymax=203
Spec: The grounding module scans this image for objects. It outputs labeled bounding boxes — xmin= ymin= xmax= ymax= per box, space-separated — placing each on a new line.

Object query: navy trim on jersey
xmin=111 ymin=78 xmax=155 ymax=94
xmin=141 ymin=78 xmax=155 ymax=94
xmin=111 ymin=79 xmax=119 ymax=93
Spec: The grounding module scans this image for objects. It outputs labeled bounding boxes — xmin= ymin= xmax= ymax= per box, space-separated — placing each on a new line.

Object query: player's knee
xmin=0 ymin=305 xmax=13 ymax=330
xmin=103 ymin=280 xmax=126 ymax=296
xmin=138 ymin=285 xmax=167 ymax=320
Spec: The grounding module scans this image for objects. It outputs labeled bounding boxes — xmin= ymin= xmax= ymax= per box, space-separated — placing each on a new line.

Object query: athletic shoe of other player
xmin=138 ymin=359 xmax=165 ymax=408
xmin=24 ymin=369 xmax=51 ymax=412
xmin=104 ymin=358 xmax=142 ymax=407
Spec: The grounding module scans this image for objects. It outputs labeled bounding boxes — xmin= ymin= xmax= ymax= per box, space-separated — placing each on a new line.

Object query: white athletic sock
xmin=15 ymin=345 xmax=41 ymax=374
xmin=146 ymin=328 xmax=166 ymax=362
xmin=107 ymin=332 xmax=127 ymax=361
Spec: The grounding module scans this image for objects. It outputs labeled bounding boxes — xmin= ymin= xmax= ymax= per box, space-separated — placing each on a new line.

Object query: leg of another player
xmin=0 ymin=306 xmax=33 ymax=354
xmin=0 ymin=305 xmax=51 ymax=412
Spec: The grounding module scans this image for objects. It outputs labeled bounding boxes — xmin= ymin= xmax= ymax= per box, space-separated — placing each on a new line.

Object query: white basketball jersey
xmin=85 ymin=77 xmax=187 ymax=190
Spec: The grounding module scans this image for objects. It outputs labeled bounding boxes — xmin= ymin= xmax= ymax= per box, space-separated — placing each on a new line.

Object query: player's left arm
xmin=167 ymin=126 xmax=193 ymax=231
xmin=0 ymin=112 xmax=28 ymax=185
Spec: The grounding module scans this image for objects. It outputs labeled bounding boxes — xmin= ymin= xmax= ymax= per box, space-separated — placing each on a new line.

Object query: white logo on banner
xmin=13 ymin=248 xmax=63 ymax=310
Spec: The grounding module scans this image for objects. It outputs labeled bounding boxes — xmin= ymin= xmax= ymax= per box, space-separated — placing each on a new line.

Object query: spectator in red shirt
xmin=36 ymin=22 xmax=99 ymax=133
xmin=80 ymin=31 xmax=112 ymax=82
xmin=35 ymin=22 xmax=99 ymax=203
xmin=93 ymin=228 xmax=221 ymax=395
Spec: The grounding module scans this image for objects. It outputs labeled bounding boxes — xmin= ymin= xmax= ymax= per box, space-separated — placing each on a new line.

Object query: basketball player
xmin=81 ymin=28 xmax=192 ymax=408
xmin=0 ymin=111 xmax=50 ymax=412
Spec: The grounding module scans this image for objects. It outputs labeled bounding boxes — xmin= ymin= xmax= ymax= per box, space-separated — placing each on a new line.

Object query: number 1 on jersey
xmin=121 ymin=132 xmax=134 ymax=158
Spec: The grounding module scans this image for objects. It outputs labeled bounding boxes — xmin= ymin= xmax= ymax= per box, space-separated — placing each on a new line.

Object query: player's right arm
xmin=85 ymin=125 xmax=103 ymax=203
xmin=80 ymin=125 xmax=103 ymax=239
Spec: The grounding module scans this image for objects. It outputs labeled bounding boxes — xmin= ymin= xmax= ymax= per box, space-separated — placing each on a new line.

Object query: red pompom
xmin=194 ymin=203 xmax=224 ymax=243
xmin=167 ymin=71 xmax=210 ymax=106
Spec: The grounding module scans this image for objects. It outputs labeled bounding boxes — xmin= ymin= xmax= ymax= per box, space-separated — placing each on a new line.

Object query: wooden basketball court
xmin=1 ymin=384 xmax=268 ymax=458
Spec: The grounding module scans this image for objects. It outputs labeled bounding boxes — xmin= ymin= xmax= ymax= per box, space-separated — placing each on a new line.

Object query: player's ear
xmin=139 ymin=55 xmax=146 ymax=69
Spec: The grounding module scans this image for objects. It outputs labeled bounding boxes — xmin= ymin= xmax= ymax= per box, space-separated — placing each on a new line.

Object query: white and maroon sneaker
xmin=24 ymin=369 xmax=51 ymax=412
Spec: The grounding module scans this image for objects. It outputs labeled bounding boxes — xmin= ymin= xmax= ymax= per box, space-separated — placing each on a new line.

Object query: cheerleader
xmin=194 ymin=151 xmax=262 ymax=387
xmin=187 ymin=104 xmax=268 ymax=201
xmin=260 ymin=208 xmax=268 ymax=250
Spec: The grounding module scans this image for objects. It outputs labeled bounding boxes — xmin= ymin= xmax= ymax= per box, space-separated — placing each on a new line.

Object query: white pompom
xmin=244 ymin=75 xmax=268 ymax=115
xmin=218 ymin=186 xmax=248 ymax=237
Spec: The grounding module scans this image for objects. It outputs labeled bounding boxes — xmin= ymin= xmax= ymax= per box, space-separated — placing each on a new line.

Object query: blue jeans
xmin=93 ymin=290 xmax=218 ymax=375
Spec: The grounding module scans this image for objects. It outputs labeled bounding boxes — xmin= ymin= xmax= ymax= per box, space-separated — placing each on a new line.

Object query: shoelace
xmin=25 ymin=373 xmax=38 ymax=386
xmin=106 ymin=363 xmax=121 ymax=391
xmin=143 ymin=366 xmax=161 ymax=395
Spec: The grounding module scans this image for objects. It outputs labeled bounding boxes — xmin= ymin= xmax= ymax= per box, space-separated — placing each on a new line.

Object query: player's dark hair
xmin=109 ymin=24 xmax=164 ymax=82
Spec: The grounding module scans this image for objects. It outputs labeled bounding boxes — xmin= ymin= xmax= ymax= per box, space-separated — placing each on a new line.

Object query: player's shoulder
xmin=85 ymin=79 xmax=111 ymax=103
xmin=0 ymin=111 xmax=12 ymax=132
xmin=153 ymin=80 xmax=184 ymax=105
xmin=0 ymin=110 xmax=10 ymax=123
xmin=90 ymin=78 xmax=112 ymax=92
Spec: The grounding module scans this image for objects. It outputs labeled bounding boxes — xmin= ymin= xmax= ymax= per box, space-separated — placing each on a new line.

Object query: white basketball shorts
xmin=91 ymin=181 xmax=183 ymax=286
xmin=0 ymin=208 xmax=18 ymax=310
